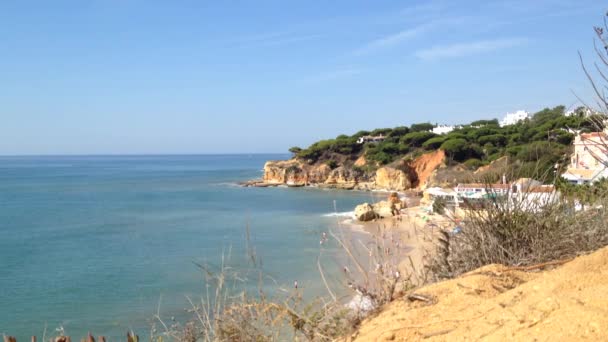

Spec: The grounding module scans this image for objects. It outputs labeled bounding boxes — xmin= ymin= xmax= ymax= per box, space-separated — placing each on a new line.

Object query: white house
xmin=562 ymin=131 xmax=608 ymax=184
xmin=455 ymin=183 xmax=511 ymax=197
xmin=432 ymin=125 xmax=456 ymax=135
xmin=356 ymin=135 xmax=386 ymax=144
xmin=565 ymin=107 xmax=600 ymax=117
xmin=454 ymin=179 xmax=558 ymax=212
xmin=510 ymin=184 xmax=558 ymax=213
xmin=499 ymin=110 xmax=530 ymax=127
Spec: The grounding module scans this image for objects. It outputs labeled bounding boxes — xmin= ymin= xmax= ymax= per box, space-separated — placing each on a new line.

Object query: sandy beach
xmin=353 ymin=204 xmax=455 ymax=285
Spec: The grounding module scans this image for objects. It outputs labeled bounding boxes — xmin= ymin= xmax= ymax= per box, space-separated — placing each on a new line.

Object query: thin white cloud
xmin=354 ymin=16 xmax=469 ymax=56
xmin=355 ymin=23 xmax=433 ymax=55
xmin=415 ymin=38 xmax=528 ymax=60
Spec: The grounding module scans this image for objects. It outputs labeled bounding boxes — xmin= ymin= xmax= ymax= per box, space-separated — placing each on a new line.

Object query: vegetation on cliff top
xmin=289 ymin=106 xmax=605 ymax=179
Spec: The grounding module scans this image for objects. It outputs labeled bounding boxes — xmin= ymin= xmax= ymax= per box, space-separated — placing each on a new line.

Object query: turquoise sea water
xmin=0 ymin=155 xmax=383 ymax=339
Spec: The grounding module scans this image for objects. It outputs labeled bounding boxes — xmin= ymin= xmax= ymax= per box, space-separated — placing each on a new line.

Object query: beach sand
xmin=356 ymin=205 xmax=454 ymax=285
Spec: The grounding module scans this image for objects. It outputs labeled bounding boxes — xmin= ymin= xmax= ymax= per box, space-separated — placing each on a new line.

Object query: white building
xmin=565 ymin=107 xmax=600 ymax=117
xmin=432 ymin=125 xmax=456 ymax=135
xmin=562 ymin=131 xmax=608 ymax=184
xmin=455 ymin=183 xmax=511 ymax=197
xmin=499 ymin=110 xmax=530 ymax=127
xmin=356 ymin=135 xmax=386 ymax=144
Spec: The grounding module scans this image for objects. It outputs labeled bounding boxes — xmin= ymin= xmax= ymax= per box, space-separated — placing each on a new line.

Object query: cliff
xmin=251 ymin=150 xmax=447 ymax=191
xmin=348 ymin=246 xmax=608 ymax=341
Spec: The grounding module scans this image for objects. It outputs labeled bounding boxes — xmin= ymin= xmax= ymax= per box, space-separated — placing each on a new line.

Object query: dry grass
xmin=146 ymin=199 xmax=429 ymax=342
xmin=427 ymin=179 xmax=608 ymax=280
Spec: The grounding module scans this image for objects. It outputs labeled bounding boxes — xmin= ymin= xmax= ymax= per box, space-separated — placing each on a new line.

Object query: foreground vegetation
xmin=429 ymin=181 xmax=608 ymax=280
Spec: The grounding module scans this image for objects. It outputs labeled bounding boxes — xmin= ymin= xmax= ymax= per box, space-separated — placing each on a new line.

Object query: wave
xmin=210 ymin=182 xmax=240 ymax=187
xmin=322 ymin=211 xmax=355 ymax=218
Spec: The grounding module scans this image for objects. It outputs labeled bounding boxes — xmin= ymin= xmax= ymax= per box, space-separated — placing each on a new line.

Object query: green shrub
xmin=422 ymin=136 xmax=447 ymax=150
xmin=470 ymin=119 xmax=499 ymax=126
xmin=289 ymin=146 xmax=302 ymax=155
xmin=401 ymin=131 xmax=437 ymax=147
xmin=365 ymin=149 xmax=394 ymax=165
xmin=387 ymin=126 xmax=410 ymax=137
xmin=463 ymin=158 xmax=484 ymax=170
xmin=478 ymin=134 xmax=507 ymax=147
xmin=440 ymin=138 xmax=468 ymax=161
xmin=410 ymin=122 xmax=434 ymax=132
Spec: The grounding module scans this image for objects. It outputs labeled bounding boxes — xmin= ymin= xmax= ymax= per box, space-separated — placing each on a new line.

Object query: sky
xmin=0 ymin=0 xmax=606 ymax=155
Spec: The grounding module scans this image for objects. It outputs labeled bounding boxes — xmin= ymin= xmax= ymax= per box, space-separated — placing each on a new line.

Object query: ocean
xmin=0 ymin=154 xmax=386 ymax=339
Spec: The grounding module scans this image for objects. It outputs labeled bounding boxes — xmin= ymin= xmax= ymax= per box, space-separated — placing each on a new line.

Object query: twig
xmin=504 ymin=257 xmax=574 ymax=271
xmin=317 ymin=255 xmax=337 ymax=302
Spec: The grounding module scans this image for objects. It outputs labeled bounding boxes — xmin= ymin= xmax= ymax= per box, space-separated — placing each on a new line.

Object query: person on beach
xmin=319 ymin=231 xmax=328 ymax=245
xmin=294 ymin=280 xmax=298 ymax=289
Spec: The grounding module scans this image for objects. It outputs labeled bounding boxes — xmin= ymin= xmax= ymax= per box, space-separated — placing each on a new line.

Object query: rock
xmin=346 ymin=293 xmax=377 ymax=315
xmin=263 ymin=160 xmax=306 ymax=184
xmin=355 ymin=203 xmax=377 ymax=221
xmin=354 ymin=155 xmax=367 ymax=167
xmin=260 ymin=152 xmax=449 ymax=190
xmin=325 ymin=166 xmax=354 ymax=184
xmin=411 ymin=150 xmax=446 ymax=189
xmin=375 ymin=167 xmax=412 ymax=191
xmin=308 ymin=163 xmax=332 ymax=183
xmin=372 ymin=200 xmax=396 ymax=218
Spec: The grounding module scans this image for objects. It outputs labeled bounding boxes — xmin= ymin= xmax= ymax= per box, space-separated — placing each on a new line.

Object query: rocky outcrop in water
xmin=258 ymin=160 xmax=374 ymax=189
xmin=354 ymin=203 xmax=376 ymax=221
xmin=246 ymin=150 xmax=447 ymax=191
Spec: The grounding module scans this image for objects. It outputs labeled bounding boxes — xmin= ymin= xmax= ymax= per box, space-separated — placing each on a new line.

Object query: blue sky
xmin=0 ymin=0 xmax=605 ymax=154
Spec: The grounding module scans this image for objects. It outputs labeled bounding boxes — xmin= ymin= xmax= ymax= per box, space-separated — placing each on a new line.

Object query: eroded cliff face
xmin=374 ymin=166 xmax=412 ymax=191
xmin=411 ymin=149 xmax=446 ymax=189
xmin=258 ymin=150 xmax=446 ymax=190
xmin=261 ymin=160 xmax=371 ymax=188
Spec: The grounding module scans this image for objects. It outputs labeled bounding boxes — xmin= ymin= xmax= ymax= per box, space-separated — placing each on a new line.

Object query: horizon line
xmin=0 ymin=152 xmax=291 ymax=158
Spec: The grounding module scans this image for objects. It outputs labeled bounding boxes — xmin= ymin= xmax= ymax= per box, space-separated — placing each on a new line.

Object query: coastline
xmin=359 ymin=205 xmax=449 ymax=284
xmin=322 ymin=200 xmax=450 ymax=318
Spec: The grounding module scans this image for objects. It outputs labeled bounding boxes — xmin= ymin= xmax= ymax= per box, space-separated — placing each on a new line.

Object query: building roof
xmin=425 ymin=187 xmax=456 ymax=196
xmin=562 ymin=168 xmax=599 ymax=181
xmin=456 ymin=183 xmax=510 ymax=189
xmin=580 ymin=132 xmax=607 ymax=140
xmin=526 ymin=185 xmax=555 ymax=193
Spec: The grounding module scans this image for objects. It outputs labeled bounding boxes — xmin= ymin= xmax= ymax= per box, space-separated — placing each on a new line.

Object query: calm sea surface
xmin=0 ymin=155 xmax=384 ymax=339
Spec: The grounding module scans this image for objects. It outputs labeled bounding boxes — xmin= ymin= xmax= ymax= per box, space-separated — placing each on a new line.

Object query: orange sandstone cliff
xmin=256 ymin=150 xmax=446 ymax=191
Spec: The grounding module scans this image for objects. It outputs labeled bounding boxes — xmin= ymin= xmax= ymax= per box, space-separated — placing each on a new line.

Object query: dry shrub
xmin=428 ymin=185 xmax=608 ymax=280
xmin=428 ymin=10 xmax=608 ymax=280
xmin=149 ymin=225 xmax=373 ymax=342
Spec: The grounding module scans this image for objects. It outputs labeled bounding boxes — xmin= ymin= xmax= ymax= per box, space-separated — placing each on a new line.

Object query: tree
xmin=289 ymin=146 xmax=302 ymax=155
xmin=440 ymin=138 xmax=468 ymax=162
xmin=370 ymin=128 xmax=392 ymax=136
xmin=470 ymin=119 xmax=499 ymax=127
xmin=387 ymin=126 xmax=410 ymax=137
xmin=422 ymin=136 xmax=446 ymax=150
xmin=531 ymin=106 xmax=565 ymax=125
xmin=401 ymin=131 xmax=437 ymax=147
xmin=410 ymin=122 xmax=434 ymax=132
